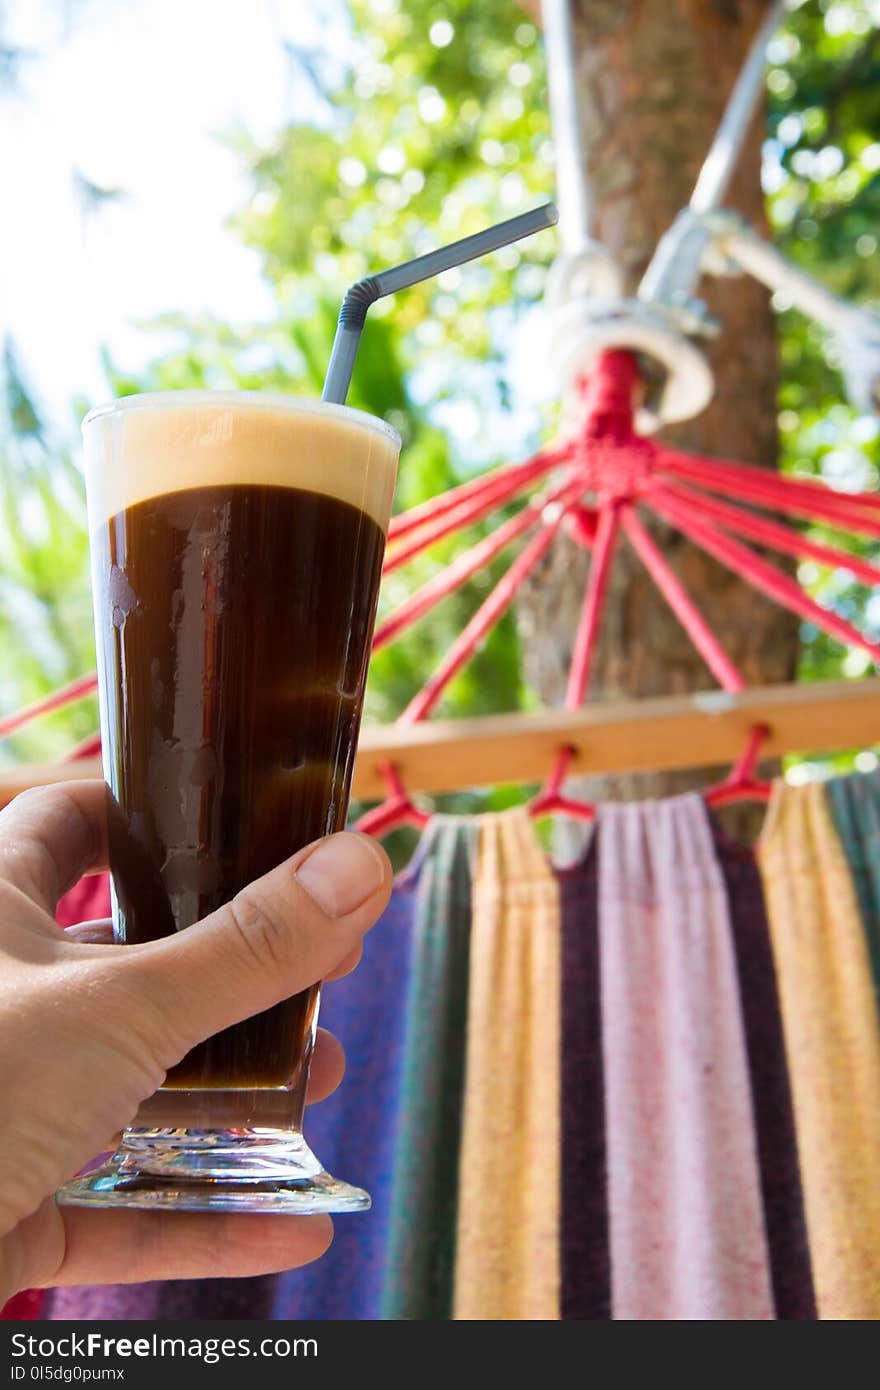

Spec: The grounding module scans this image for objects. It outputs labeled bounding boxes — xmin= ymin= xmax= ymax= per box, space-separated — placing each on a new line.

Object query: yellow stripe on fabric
xmin=452 ymin=808 xmax=561 ymax=1320
xmin=758 ymin=780 xmax=880 ymax=1320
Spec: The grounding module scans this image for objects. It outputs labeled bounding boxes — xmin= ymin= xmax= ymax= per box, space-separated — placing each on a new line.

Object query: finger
xmin=306 ymin=1027 xmax=345 ymax=1104
xmin=112 ymin=833 xmax=391 ymax=1067
xmin=324 ymin=940 xmax=363 ymax=981
xmin=64 ymin=918 xmax=114 ymax=945
xmin=0 ymin=782 xmax=109 ymax=913
xmin=23 ymin=1202 xmax=333 ymax=1289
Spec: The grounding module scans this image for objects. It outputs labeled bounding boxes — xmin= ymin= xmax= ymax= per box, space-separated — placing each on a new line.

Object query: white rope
xmin=540 ymin=0 xmax=878 ymax=424
xmin=689 ymin=0 xmax=787 ymax=216
xmin=542 ymin=0 xmax=592 ymax=252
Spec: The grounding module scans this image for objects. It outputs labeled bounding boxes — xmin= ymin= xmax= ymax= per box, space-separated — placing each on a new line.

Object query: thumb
xmin=111 ymin=832 xmax=391 ymax=1063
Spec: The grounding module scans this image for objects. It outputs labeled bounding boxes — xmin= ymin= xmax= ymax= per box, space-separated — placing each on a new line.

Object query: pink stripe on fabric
xmin=597 ymin=795 xmax=774 ymax=1320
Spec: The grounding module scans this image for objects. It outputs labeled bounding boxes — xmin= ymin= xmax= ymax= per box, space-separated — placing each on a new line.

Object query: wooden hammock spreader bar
xmin=351 ymin=677 xmax=880 ymax=798
xmin=0 ymin=677 xmax=876 ymax=810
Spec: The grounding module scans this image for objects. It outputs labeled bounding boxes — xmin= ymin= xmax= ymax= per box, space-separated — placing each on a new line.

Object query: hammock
xmin=29 ymin=770 xmax=880 ymax=1321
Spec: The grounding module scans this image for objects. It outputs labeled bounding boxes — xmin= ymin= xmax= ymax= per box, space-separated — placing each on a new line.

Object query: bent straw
xmin=322 ymin=202 xmax=559 ymax=404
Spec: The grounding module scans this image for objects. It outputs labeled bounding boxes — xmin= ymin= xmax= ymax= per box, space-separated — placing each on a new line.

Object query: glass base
xmin=56 ymin=1126 xmax=371 ymax=1214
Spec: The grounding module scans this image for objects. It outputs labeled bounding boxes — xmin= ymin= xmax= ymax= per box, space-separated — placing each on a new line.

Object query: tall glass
xmin=58 ymin=391 xmax=400 ymax=1213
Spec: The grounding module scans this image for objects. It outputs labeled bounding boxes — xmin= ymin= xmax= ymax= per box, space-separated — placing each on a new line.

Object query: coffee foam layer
xmin=83 ymin=395 xmax=400 ymax=532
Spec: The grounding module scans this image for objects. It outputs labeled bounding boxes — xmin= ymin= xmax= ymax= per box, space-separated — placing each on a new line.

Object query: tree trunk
xmin=517 ymin=0 xmax=798 ymax=839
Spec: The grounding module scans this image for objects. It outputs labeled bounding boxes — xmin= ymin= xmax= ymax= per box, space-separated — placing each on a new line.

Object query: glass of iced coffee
xmin=58 ymin=391 xmax=399 ymax=1213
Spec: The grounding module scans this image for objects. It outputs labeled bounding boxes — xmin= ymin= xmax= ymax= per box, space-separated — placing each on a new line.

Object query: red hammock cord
xmin=357 ymin=348 xmax=865 ymax=830
xmin=7 ymin=348 xmax=877 ymax=831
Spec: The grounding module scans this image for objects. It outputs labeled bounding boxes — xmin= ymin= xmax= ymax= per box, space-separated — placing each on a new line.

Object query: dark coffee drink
xmin=94 ymin=482 xmax=385 ymax=1089
xmin=84 ymin=395 xmax=398 ymax=1115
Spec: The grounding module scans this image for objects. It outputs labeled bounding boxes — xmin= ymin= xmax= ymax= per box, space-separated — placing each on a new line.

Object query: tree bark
xmin=517 ymin=0 xmax=798 ymax=837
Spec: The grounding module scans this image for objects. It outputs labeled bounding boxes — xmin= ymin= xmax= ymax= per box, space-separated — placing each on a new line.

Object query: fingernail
xmin=295 ymin=833 xmax=386 ymax=918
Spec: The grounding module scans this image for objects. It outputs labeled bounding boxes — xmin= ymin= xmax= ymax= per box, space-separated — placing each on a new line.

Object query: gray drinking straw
xmin=322 ymin=202 xmax=559 ymax=405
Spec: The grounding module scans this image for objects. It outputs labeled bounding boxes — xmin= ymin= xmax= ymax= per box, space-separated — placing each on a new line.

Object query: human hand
xmin=0 ymin=780 xmax=391 ymax=1302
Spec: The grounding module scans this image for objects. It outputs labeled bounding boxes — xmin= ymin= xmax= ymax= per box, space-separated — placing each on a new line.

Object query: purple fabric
xmin=557 ymin=833 xmax=609 ymax=1320
xmin=45 ymin=886 xmax=416 ymax=1322
xmin=271 ymin=887 xmax=415 ymax=1319
xmin=597 ymin=796 xmax=774 ymax=1320
xmin=708 ymin=812 xmax=817 ymax=1320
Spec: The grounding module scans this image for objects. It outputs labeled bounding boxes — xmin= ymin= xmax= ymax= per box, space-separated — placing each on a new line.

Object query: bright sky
xmin=8 ymin=0 xmax=873 ymax=460
xmin=0 ymin=0 xmax=351 ymax=424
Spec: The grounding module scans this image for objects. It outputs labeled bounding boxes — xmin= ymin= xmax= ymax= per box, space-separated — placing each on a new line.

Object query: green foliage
xmin=104 ymin=0 xmax=556 ymax=750
xmin=769 ymin=0 xmax=880 ymax=717
xmin=0 ymin=348 xmax=96 ymax=765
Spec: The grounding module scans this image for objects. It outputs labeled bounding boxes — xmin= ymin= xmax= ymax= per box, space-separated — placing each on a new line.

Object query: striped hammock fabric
xmin=22 ymin=770 xmax=880 ymax=1322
